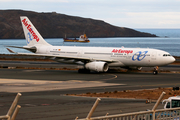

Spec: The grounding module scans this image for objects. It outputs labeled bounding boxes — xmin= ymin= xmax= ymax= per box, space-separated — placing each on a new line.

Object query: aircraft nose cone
xmin=170 ymin=56 xmax=176 ymax=63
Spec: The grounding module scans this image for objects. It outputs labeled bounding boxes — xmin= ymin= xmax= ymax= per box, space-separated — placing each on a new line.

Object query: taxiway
xmin=0 ymin=61 xmax=180 ymax=120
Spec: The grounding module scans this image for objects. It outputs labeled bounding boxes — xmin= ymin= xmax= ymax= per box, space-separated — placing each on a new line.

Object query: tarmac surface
xmin=0 ymin=60 xmax=180 ymax=120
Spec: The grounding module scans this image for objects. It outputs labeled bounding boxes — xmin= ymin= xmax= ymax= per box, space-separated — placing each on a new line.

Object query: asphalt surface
xmin=0 ymin=60 xmax=180 ymax=120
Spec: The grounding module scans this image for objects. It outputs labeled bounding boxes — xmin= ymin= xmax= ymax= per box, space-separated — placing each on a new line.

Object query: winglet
xmin=6 ymin=48 xmax=16 ymax=53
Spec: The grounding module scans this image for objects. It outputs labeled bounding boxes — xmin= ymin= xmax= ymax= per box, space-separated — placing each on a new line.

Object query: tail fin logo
xmin=27 ymin=31 xmax=33 ymax=44
xmin=22 ymin=18 xmax=39 ymax=42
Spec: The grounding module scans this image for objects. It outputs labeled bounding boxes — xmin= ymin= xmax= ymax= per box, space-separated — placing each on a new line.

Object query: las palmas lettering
xmin=22 ymin=18 xmax=39 ymax=42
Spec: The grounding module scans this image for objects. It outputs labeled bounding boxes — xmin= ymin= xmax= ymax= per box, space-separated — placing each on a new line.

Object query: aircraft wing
xmin=6 ymin=48 xmax=117 ymax=63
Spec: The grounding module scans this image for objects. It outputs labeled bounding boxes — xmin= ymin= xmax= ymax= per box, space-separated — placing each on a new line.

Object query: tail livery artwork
xmin=7 ymin=16 xmax=175 ymax=74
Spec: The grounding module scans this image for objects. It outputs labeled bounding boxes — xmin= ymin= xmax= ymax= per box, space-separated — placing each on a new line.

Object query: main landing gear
xmin=153 ymin=66 xmax=159 ymax=75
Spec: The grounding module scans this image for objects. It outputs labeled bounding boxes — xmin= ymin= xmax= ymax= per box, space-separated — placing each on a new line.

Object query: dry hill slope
xmin=0 ymin=10 xmax=156 ymax=39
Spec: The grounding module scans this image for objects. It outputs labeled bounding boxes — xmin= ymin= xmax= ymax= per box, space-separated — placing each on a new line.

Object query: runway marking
xmin=68 ymin=80 xmax=102 ymax=83
xmin=23 ymin=70 xmax=45 ymax=72
xmin=99 ymin=74 xmax=117 ymax=81
xmin=136 ymin=83 xmax=180 ymax=87
xmin=25 ymin=104 xmax=37 ymax=107
xmin=0 ymin=78 xmax=125 ymax=93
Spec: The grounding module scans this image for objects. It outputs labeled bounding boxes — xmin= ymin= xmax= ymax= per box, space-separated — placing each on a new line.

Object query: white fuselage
xmin=35 ymin=45 xmax=175 ymax=67
xmin=8 ymin=16 xmax=175 ymax=73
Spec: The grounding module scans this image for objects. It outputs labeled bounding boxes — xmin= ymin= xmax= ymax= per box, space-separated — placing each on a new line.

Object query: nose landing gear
xmin=153 ymin=66 xmax=159 ymax=75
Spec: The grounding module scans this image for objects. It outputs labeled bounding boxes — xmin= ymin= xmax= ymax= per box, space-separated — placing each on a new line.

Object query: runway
xmin=0 ymin=61 xmax=180 ymax=120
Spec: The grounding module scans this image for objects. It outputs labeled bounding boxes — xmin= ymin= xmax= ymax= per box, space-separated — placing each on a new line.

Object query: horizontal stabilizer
xmin=6 ymin=45 xmax=37 ymax=53
xmin=6 ymin=48 xmax=16 ymax=53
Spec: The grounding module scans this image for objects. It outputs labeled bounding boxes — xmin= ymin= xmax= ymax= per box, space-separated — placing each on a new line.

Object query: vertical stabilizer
xmin=20 ymin=16 xmax=51 ymax=47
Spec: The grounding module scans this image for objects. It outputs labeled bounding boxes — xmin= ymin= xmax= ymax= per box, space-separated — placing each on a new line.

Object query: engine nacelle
xmin=85 ymin=61 xmax=109 ymax=72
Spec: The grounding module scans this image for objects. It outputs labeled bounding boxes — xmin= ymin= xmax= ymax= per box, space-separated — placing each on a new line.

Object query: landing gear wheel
xmin=153 ymin=70 xmax=158 ymax=75
xmin=153 ymin=66 xmax=159 ymax=75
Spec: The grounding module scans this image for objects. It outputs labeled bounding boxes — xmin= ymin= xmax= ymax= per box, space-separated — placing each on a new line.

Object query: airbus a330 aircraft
xmin=7 ymin=16 xmax=175 ymax=74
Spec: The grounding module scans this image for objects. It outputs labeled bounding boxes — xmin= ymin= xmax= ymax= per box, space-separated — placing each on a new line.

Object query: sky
xmin=0 ymin=0 xmax=180 ymax=28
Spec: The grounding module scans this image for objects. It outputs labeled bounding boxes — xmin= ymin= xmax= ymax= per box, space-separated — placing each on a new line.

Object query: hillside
xmin=0 ymin=10 xmax=156 ymax=39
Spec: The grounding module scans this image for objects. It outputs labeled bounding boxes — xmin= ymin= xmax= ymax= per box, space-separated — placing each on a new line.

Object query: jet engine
xmin=85 ymin=61 xmax=108 ymax=72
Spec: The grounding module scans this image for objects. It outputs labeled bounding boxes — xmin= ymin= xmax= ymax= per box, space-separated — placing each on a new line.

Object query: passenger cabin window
xmin=163 ymin=54 xmax=171 ymax=57
xmin=172 ymin=100 xmax=180 ymax=108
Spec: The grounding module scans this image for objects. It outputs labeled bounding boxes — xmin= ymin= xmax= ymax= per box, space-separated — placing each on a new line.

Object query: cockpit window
xmin=163 ymin=54 xmax=171 ymax=56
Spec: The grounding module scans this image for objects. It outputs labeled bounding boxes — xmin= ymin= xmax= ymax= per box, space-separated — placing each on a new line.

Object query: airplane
xmin=6 ymin=16 xmax=175 ymax=75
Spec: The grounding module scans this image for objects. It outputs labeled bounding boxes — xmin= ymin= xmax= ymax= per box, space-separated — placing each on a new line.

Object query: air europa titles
xmin=22 ymin=18 xmax=39 ymax=42
xmin=112 ymin=49 xmax=133 ymax=54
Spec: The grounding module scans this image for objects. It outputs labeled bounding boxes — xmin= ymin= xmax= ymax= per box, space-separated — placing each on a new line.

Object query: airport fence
xmin=0 ymin=93 xmax=21 ymax=120
xmin=78 ymin=92 xmax=180 ymax=120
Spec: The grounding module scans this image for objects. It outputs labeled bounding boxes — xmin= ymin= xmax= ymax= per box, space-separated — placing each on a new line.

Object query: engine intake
xmin=85 ymin=61 xmax=108 ymax=72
